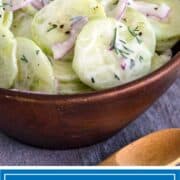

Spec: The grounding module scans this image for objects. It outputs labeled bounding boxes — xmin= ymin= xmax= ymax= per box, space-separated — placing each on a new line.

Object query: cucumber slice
xmin=123 ymin=7 xmax=156 ymax=55
xmin=98 ymin=1 xmax=156 ymax=53
xmin=151 ymin=49 xmax=172 ymax=71
xmin=99 ymin=0 xmax=180 ymax=51
xmin=97 ymin=0 xmax=120 ymax=17
xmin=52 ymin=59 xmax=93 ymax=94
xmin=15 ymin=37 xmax=55 ymax=93
xmin=3 ymin=11 xmax=13 ymax=28
xmin=58 ymin=81 xmax=93 ymax=95
xmin=0 ymin=0 xmax=4 ymax=25
xmin=156 ymin=37 xmax=179 ymax=52
xmin=73 ymin=18 xmax=152 ymax=90
xmin=1 ymin=1 xmax=13 ymax=28
xmin=31 ymin=0 xmax=106 ymax=56
xmin=136 ymin=0 xmax=180 ymax=51
xmin=0 ymin=26 xmax=17 ymax=88
xmin=52 ymin=60 xmax=79 ymax=83
xmin=11 ymin=6 xmax=37 ymax=38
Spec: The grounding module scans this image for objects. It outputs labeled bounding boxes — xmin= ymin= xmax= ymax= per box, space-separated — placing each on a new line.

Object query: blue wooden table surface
xmin=0 ymin=79 xmax=179 ymax=165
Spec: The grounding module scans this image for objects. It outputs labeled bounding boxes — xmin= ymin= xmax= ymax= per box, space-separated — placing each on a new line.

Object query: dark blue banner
xmin=1 ymin=169 xmax=179 ymax=180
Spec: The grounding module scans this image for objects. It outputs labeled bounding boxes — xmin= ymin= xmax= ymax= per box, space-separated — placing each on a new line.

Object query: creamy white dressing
xmin=0 ymin=0 xmax=179 ymax=94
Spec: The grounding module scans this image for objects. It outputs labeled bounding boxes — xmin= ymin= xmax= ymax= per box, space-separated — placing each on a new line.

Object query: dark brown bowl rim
xmin=0 ymin=52 xmax=179 ymax=103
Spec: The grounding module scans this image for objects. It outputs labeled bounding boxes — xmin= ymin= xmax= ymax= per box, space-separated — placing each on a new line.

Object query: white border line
xmin=0 ymin=167 xmax=180 ymax=169
xmin=4 ymin=173 xmax=176 ymax=180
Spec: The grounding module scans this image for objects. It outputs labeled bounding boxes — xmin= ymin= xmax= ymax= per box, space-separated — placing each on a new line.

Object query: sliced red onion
xmin=128 ymin=0 xmax=170 ymax=20
xmin=4 ymin=0 xmax=51 ymax=11
xmin=31 ymin=0 xmax=44 ymax=9
xmin=154 ymin=3 xmax=171 ymax=19
xmin=120 ymin=61 xmax=127 ymax=70
xmin=115 ymin=0 xmax=128 ymax=20
xmin=52 ymin=17 xmax=88 ymax=60
xmin=6 ymin=0 xmax=34 ymax=11
xmin=31 ymin=0 xmax=50 ymax=10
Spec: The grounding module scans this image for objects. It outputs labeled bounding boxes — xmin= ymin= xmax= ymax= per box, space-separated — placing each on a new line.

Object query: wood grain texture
xmin=0 ymin=79 xmax=179 ymax=165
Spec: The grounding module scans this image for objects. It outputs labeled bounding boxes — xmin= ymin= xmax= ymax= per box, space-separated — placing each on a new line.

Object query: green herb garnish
xmin=110 ymin=27 xmax=133 ymax=59
xmin=47 ymin=23 xmax=58 ymax=32
xmin=128 ymin=26 xmax=142 ymax=44
xmin=21 ymin=55 xmax=28 ymax=63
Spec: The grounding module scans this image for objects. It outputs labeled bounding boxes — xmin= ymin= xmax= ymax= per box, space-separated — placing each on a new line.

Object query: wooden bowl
xmin=0 ymin=45 xmax=179 ymax=149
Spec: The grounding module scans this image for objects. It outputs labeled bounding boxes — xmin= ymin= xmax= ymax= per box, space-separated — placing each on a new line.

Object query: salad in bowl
xmin=0 ymin=0 xmax=179 ymax=95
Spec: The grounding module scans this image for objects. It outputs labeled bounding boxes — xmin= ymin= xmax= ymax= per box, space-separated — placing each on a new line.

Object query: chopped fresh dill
xmin=128 ymin=26 xmax=142 ymax=44
xmin=47 ymin=23 xmax=58 ymax=32
xmin=21 ymin=55 xmax=28 ymax=63
xmin=114 ymin=74 xmax=120 ymax=80
xmin=36 ymin=50 xmax=40 ymax=55
xmin=0 ymin=3 xmax=12 ymax=8
xmin=110 ymin=27 xmax=134 ymax=59
xmin=91 ymin=77 xmax=95 ymax=83
xmin=139 ymin=56 xmax=144 ymax=62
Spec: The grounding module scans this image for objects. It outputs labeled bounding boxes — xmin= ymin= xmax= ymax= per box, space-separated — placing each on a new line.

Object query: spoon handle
xmin=100 ymin=153 xmax=120 ymax=166
xmin=168 ymin=158 xmax=180 ymax=166
xmin=99 ymin=129 xmax=180 ymax=166
xmin=100 ymin=157 xmax=180 ymax=166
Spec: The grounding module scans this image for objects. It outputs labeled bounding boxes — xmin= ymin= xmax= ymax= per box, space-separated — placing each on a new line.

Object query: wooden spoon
xmin=100 ymin=129 xmax=180 ymax=166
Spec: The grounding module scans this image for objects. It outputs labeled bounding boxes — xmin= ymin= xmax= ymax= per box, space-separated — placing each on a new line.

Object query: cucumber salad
xmin=0 ymin=0 xmax=179 ymax=94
